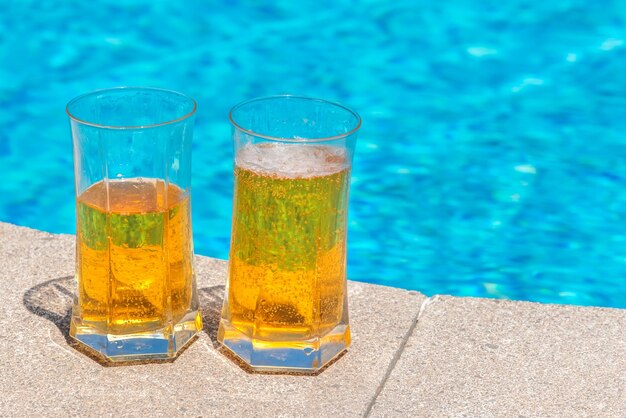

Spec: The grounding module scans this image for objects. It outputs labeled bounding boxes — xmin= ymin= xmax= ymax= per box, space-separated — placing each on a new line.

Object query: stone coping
xmin=1 ymin=222 xmax=624 ymax=417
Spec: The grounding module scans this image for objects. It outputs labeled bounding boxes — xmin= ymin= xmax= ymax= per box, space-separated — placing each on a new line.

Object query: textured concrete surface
xmin=2 ymin=222 xmax=626 ymax=417
xmin=0 ymin=222 xmax=425 ymax=417
xmin=369 ymin=296 xmax=626 ymax=417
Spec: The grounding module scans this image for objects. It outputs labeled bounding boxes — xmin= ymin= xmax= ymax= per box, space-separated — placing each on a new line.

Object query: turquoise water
xmin=1 ymin=1 xmax=626 ymax=308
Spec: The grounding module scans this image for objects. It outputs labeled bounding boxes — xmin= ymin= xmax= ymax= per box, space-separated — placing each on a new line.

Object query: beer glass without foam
xmin=67 ymin=87 xmax=202 ymax=362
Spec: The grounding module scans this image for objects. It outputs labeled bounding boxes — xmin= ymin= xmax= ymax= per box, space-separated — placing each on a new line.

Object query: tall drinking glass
xmin=218 ymin=95 xmax=361 ymax=373
xmin=67 ymin=87 xmax=202 ymax=362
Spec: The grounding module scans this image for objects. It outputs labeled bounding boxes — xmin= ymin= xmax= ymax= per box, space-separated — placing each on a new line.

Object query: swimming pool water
xmin=1 ymin=1 xmax=626 ymax=308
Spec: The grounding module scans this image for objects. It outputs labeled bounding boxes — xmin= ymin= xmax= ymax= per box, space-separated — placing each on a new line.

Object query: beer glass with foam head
xmin=218 ymin=95 xmax=361 ymax=373
xmin=67 ymin=87 xmax=202 ymax=362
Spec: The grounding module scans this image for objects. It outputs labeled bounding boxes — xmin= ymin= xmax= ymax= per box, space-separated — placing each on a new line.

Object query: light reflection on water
xmin=1 ymin=1 xmax=625 ymax=307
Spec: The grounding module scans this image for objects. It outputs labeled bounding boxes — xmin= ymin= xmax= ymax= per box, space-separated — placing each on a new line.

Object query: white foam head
xmin=236 ymin=143 xmax=349 ymax=178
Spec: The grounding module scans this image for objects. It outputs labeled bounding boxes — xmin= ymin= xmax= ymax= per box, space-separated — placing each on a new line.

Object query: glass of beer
xmin=218 ymin=95 xmax=361 ymax=373
xmin=67 ymin=87 xmax=202 ymax=362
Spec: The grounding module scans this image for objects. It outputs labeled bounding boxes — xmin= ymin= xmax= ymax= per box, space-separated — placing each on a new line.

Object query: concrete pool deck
xmin=1 ymin=221 xmax=624 ymax=417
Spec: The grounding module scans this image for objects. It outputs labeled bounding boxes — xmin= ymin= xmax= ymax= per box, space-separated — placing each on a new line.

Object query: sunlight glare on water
xmin=1 ymin=1 xmax=626 ymax=307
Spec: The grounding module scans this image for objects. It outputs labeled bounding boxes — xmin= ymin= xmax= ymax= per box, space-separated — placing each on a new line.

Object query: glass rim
xmin=66 ymin=86 xmax=197 ymax=130
xmin=229 ymin=95 xmax=362 ymax=143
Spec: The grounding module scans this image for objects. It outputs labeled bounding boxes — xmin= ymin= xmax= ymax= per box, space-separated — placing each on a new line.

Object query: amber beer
xmin=68 ymin=87 xmax=200 ymax=361
xmin=219 ymin=95 xmax=360 ymax=372
xmin=75 ymin=179 xmax=195 ymax=333
xmin=221 ymin=143 xmax=351 ymax=349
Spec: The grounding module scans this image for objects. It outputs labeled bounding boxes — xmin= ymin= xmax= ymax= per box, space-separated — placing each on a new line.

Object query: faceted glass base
xmin=69 ymin=310 xmax=202 ymax=362
xmin=217 ymin=320 xmax=351 ymax=373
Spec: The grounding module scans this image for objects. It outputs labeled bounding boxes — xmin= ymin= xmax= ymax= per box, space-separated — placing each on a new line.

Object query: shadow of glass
xmin=22 ymin=276 xmax=75 ymax=344
xmin=197 ymin=284 xmax=225 ymax=346
xmin=22 ymin=276 xmax=226 ymax=366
